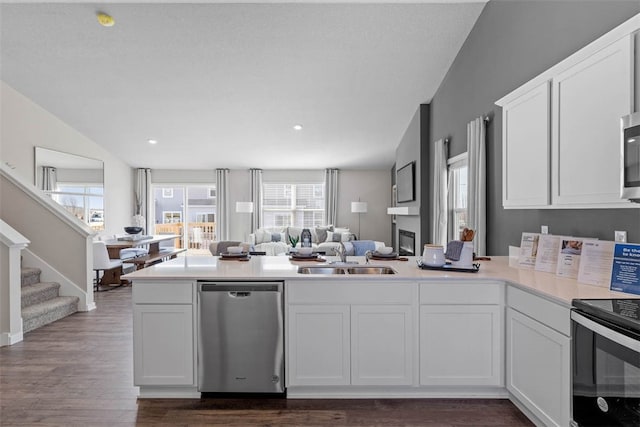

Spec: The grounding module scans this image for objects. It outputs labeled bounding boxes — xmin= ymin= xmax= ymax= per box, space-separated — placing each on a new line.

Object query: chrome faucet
xmin=336 ymin=242 xmax=348 ymax=263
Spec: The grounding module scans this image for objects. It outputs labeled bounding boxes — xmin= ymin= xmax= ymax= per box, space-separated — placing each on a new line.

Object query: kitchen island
xmin=124 ymin=255 xmax=633 ymax=427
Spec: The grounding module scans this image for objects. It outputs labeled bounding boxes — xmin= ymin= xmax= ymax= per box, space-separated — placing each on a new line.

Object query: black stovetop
xmin=572 ymin=298 xmax=640 ymax=335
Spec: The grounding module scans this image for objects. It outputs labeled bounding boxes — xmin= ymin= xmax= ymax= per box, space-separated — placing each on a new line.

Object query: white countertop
xmin=123 ymin=255 xmax=637 ymax=306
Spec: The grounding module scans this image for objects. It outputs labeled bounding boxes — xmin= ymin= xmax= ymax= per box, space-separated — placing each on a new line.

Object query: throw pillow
xmin=314 ymin=226 xmax=331 ymax=243
xmin=271 ymin=232 xmax=282 ymax=242
xmin=327 ymin=231 xmax=342 ymax=242
xmin=333 ymin=227 xmax=350 ymax=235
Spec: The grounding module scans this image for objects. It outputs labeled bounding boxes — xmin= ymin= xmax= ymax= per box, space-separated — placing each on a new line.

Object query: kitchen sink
xmin=297 ymin=266 xmax=396 ymax=275
xmin=346 ymin=267 xmax=396 ymax=275
xmin=296 ymin=266 xmax=346 ymax=275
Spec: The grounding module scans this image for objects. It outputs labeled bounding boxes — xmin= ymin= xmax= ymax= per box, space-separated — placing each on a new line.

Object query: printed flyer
xmin=577 ymin=240 xmax=615 ymax=287
xmin=518 ymin=232 xmax=540 ymax=269
xmin=610 ymin=243 xmax=640 ymax=295
xmin=556 ymin=239 xmax=584 ymax=279
xmin=534 ymin=234 xmax=565 ymax=273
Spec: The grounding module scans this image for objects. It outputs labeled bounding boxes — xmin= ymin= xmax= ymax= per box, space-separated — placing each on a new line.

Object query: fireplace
xmin=398 ymin=230 xmax=415 ymax=256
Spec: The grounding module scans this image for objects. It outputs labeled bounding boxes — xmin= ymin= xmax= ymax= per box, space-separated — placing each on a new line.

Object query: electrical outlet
xmin=541 ymin=225 xmax=549 ymax=235
xmin=615 ymin=230 xmax=627 ymax=243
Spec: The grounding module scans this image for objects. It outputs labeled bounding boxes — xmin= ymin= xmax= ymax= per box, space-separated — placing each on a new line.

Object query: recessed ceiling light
xmin=293 ymin=124 xmax=303 ymax=131
xmin=147 ymin=139 xmax=158 ymax=145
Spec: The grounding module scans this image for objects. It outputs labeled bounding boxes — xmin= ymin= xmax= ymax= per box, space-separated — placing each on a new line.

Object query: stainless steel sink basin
xmin=297 ymin=266 xmax=346 ymax=275
xmin=346 ymin=267 xmax=396 ymax=275
xmin=297 ymin=266 xmax=396 ymax=275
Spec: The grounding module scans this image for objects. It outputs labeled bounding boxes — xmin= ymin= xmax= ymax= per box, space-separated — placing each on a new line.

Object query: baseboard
xmin=286 ymin=386 xmax=508 ymax=399
xmin=138 ymin=385 xmax=201 ymax=399
xmin=0 ymin=330 xmax=24 ymax=347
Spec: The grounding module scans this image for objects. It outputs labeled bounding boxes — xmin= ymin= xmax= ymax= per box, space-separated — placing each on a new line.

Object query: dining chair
xmin=93 ymin=241 xmax=123 ymax=292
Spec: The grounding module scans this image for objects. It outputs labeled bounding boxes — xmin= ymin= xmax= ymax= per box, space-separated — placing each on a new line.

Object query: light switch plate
xmin=615 ymin=230 xmax=627 ymax=243
xmin=541 ymin=225 xmax=549 ymax=235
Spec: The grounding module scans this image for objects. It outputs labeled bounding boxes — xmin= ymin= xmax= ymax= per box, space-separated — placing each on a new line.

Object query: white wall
xmin=0 ymin=81 xmax=133 ymax=236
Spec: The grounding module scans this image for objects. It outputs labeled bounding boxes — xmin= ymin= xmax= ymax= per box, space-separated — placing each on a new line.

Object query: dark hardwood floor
xmin=0 ymin=285 xmax=533 ymax=426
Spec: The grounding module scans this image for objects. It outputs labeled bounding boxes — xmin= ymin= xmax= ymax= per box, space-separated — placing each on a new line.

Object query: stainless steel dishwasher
xmin=197 ymin=281 xmax=284 ymax=394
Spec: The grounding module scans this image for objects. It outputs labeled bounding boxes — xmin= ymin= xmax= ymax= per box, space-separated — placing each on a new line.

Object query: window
xmin=448 ymin=154 xmax=468 ymax=241
xmin=51 ymin=183 xmax=104 ymax=230
xmin=163 ymin=211 xmax=182 ymax=223
xmin=262 ymin=183 xmax=325 ymax=228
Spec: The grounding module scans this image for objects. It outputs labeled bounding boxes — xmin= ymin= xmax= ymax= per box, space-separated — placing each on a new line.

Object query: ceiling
xmin=0 ymin=1 xmax=486 ymax=170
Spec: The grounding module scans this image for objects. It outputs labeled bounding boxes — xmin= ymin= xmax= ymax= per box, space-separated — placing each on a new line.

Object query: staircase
xmin=21 ymin=267 xmax=79 ymax=333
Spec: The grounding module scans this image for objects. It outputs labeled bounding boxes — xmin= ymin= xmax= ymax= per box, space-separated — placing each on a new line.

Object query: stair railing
xmin=0 ymin=163 xmax=95 ymax=314
xmin=0 ymin=219 xmax=29 ymax=346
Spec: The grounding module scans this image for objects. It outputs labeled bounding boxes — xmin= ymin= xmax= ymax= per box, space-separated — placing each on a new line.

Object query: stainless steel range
xmin=571 ymin=298 xmax=640 ymax=426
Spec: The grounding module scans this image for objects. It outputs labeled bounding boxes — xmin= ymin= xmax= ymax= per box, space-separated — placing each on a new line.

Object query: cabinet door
xmin=502 ymin=81 xmax=551 ymax=208
xmin=420 ymin=305 xmax=502 ymax=386
xmin=133 ymin=304 xmax=194 ymax=386
xmin=287 ymin=305 xmax=350 ymax=386
xmin=552 ymin=35 xmax=632 ymax=206
xmin=351 ymin=305 xmax=414 ymax=386
xmin=507 ymin=308 xmax=570 ymax=427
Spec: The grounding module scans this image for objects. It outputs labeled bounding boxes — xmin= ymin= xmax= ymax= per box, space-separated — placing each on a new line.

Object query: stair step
xmin=21 ymin=282 xmax=61 ymax=309
xmin=22 ymin=296 xmax=79 ymax=334
xmin=21 ymin=267 xmax=41 ymax=286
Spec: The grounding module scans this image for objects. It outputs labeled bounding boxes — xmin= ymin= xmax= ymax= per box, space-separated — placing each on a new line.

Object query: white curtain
xmin=432 ymin=139 xmax=448 ymax=247
xmin=134 ymin=168 xmax=151 ymax=232
xmin=249 ymin=168 xmax=262 ymax=233
xmin=467 ymin=116 xmax=487 ymax=256
xmin=216 ymin=168 xmax=230 ymax=241
xmin=41 ymin=166 xmax=57 ymax=193
xmin=324 ymin=168 xmax=339 ymax=225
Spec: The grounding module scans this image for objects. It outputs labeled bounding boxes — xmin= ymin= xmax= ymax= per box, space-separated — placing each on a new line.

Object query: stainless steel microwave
xmin=621 ymin=112 xmax=640 ymax=201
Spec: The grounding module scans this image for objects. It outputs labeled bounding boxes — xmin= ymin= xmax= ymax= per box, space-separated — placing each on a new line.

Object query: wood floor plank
xmin=0 ymin=286 xmax=534 ymax=426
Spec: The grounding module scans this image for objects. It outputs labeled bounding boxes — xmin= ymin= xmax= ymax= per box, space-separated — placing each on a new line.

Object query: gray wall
xmin=429 ymin=0 xmax=640 ymax=255
xmin=395 ymin=107 xmax=422 ymax=253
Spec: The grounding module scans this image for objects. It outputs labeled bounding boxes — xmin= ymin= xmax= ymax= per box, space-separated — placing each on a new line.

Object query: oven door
xmin=571 ymin=310 xmax=640 ymax=426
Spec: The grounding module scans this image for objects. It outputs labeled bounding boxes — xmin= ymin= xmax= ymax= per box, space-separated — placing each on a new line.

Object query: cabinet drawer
xmin=420 ymin=282 xmax=503 ymax=305
xmin=507 ymin=285 xmax=569 ymax=336
xmin=133 ymin=281 xmax=193 ymax=304
xmin=287 ymin=281 xmax=415 ymax=304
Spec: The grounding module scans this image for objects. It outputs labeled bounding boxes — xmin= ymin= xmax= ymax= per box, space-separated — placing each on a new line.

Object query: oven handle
xmin=571 ymin=310 xmax=640 ymax=352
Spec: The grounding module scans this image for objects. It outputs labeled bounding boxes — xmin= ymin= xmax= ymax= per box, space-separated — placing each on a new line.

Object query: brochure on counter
xmin=534 ymin=234 xmax=566 ymax=273
xmin=517 ymin=232 xmax=540 ymax=269
xmin=610 ymin=243 xmax=640 ymax=296
xmin=577 ymin=240 xmax=615 ymax=288
xmin=556 ymin=238 xmax=585 ymax=279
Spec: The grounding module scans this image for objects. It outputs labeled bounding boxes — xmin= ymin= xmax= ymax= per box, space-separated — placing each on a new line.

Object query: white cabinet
xmin=287 ymin=305 xmax=350 ymax=386
xmin=286 ymin=281 xmax=416 ymax=388
xmin=132 ymin=281 xmax=195 ymax=387
xmin=501 ymin=81 xmax=551 ymax=208
xmin=351 ymin=305 xmax=413 ymax=386
xmin=552 ymin=35 xmax=632 ymax=207
xmin=419 ymin=282 xmax=504 ymax=387
xmin=420 ymin=305 xmax=502 ymax=386
xmin=496 ymin=25 xmax=637 ymax=209
xmin=506 ymin=286 xmax=570 ymax=427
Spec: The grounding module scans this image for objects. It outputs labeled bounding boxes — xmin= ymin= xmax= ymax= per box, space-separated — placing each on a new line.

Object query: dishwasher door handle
xmin=229 ymin=291 xmax=251 ymax=298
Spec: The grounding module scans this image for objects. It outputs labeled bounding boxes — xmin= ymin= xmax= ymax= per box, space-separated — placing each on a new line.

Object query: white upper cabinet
xmin=552 ymin=35 xmax=632 ymax=207
xmin=497 ymin=14 xmax=640 ymax=209
xmin=501 ymin=82 xmax=551 ymax=208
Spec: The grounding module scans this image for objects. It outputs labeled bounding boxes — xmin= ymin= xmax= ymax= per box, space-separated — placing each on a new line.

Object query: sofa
xmin=249 ymin=225 xmax=385 ymax=256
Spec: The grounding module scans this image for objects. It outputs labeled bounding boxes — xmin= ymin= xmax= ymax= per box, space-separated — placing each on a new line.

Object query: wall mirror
xmin=34 ymin=147 xmax=105 ymax=230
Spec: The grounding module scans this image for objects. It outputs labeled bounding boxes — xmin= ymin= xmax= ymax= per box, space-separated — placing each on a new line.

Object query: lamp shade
xmin=351 ymin=201 xmax=368 ymax=213
xmin=235 ymin=201 xmax=254 ymax=213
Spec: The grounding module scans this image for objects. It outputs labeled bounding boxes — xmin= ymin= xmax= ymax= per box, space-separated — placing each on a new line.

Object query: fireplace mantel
xmin=387 ymin=206 xmax=420 ymax=215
